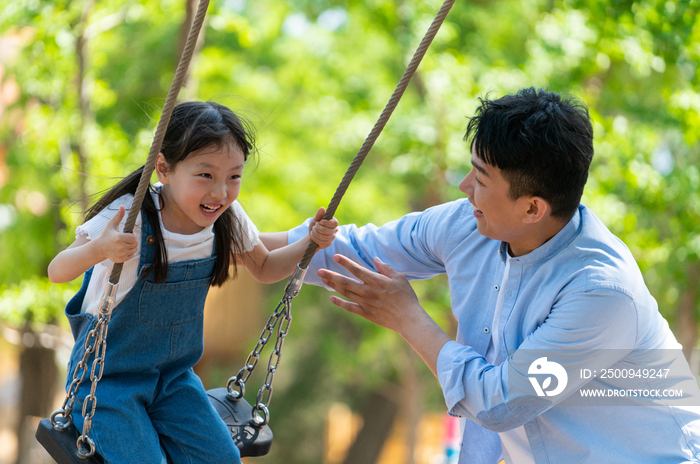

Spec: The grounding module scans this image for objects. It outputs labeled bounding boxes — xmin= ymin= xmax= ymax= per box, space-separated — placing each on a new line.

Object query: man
xmin=270 ymin=88 xmax=700 ymax=463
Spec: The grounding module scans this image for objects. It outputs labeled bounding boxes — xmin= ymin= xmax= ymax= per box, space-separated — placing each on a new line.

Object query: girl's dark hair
xmin=465 ymin=88 xmax=594 ymax=219
xmin=85 ymin=101 xmax=256 ymax=286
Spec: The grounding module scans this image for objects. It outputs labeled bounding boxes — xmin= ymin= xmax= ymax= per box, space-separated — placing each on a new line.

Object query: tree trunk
xmin=677 ymin=263 xmax=700 ymax=373
xmin=341 ymin=389 xmax=399 ymax=464
xmin=15 ymin=327 xmax=58 ymax=464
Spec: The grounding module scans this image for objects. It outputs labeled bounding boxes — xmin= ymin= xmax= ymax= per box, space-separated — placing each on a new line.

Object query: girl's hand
xmin=309 ymin=207 xmax=338 ymax=249
xmin=95 ymin=205 xmax=139 ymax=263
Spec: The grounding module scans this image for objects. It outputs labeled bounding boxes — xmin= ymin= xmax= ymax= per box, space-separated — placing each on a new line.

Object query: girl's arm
xmin=47 ymin=206 xmax=139 ymax=283
xmin=259 ymin=232 xmax=288 ymax=251
xmin=260 ymin=209 xmax=331 ymax=251
xmin=240 ymin=208 xmax=338 ymax=284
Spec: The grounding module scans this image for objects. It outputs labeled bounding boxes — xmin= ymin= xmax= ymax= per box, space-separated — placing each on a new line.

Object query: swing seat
xmin=36 ymin=392 xmax=271 ymax=463
xmin=35 ymin=418 xmax=104 ymax=464
xmin=207 ymin=387 xmax=273 ymax=457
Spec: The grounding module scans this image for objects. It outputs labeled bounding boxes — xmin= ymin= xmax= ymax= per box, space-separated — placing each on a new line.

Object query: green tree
xmin=1 ymin=0 xmax=699 ymax=463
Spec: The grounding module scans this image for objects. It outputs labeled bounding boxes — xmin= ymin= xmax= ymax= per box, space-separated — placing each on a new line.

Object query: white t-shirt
xmin=482 ymin=249 xmax=535 ymax=464
xmin=77 ymin=184 xmax=260 ymax=316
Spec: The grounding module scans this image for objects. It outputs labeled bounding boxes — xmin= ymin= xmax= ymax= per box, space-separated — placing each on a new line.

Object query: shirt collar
xmin=502 ymin=205 xmax=582 ymax=265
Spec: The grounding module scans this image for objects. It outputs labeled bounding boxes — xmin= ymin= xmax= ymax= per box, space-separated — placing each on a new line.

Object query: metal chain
xmin=49 ymin=282 xmax=118 ymax=459
xmin=226 ymin=299 xmax=285 ymax=401
xmin=226 ymin=266 xmax=306 ymax=426
xmin=76 ymin=307 xmax=111 ymax=458
xmin=226 ymin=298 xmax=292 ymax=427
xmin=50 ymin=317 xmax=104 ymax=428
xmin=251 ymin=298 xmax=292 ymax=426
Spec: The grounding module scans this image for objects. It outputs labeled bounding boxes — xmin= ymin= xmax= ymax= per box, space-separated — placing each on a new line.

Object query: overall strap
xmin=138 ymin=203 xmax=157 ymax=271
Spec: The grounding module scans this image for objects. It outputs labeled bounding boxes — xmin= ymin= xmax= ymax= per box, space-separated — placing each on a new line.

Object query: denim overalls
xmin=65 ymin=213 xmax=241 ymax=464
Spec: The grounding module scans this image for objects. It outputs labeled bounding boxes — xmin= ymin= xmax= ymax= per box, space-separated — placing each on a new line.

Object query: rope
xmin=298 ymin=0 xmax=456 ymax=269
xmin=108 ymin=0 xmax=454 ymax=277
xmin=109 ymin=0 xmax=211 ymax=284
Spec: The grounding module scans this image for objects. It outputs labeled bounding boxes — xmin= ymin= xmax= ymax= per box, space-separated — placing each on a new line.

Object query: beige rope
xmin=109 ymin=0 xmax=210 ymax=284
xmin=108 ymin=0 xmax=454 ymax=277
xmin=299 ymin=0 xmax=456 ymax=268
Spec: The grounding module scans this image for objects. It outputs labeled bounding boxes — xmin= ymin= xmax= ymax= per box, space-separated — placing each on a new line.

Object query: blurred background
xmin=0 ymin=0 xmax=699 ymax=463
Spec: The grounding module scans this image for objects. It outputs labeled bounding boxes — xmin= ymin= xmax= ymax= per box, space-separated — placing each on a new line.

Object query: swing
xmin=35 ymin=0 xmax=455 ymax=461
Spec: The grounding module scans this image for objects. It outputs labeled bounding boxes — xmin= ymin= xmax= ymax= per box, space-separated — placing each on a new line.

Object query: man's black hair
xmin=465 ymin=87 xmax=594 ymax=219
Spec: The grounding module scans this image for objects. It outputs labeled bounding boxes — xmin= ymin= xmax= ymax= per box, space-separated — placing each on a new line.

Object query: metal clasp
xmin=98 ymin=282 xmax=119 ymax=315
xmin=283 ymin=265 xmax=307 ymax=300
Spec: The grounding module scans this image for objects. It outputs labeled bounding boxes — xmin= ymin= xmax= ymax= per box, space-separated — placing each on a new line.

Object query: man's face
xmin=459 ymin=146 xmax=529 ymax=245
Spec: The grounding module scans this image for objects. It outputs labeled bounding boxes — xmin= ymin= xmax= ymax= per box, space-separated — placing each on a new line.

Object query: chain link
xmin=227 ymin=299 xmax=285 ymax=399
xmin=227 ymin=265 xmax=306 ymax=427
xmin=252 ymin=298 xmax=292 ymax=426
xmin=49 ymin=282 xmax=117 ymax=459
xmin=79 ymin=310 xmax=111 ymax=456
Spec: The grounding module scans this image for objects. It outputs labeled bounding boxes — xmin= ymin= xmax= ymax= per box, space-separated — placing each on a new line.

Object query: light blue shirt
xmin=289 ymin=199 xmax=700 ymax=463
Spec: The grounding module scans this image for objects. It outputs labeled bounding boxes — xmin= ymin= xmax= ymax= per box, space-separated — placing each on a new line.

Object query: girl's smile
xmin=201 ymin=204 xmax=223 ymax=214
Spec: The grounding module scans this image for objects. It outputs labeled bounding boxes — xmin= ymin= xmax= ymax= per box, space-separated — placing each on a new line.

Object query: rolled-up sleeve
xmin=438 ymin=341 xmax=489 ymax=413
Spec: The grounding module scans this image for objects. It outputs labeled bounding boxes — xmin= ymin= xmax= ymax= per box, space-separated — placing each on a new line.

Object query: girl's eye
xmin=199 ymin=173 xmax=212 ymax=178
xmin=230 ymin=175 xmax=241 ymax=180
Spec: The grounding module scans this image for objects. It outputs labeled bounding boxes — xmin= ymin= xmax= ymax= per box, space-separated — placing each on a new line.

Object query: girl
xmin=48 ymin=101 xmax=338 ymax=464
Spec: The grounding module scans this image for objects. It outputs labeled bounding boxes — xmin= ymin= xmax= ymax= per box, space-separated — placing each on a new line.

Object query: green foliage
xmin=1 ymin=0 xmax=700 ymax=461
xmin=0 ymin=276 xmax=78 ymax=328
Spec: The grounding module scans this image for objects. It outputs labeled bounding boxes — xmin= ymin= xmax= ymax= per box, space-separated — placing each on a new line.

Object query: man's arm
xmin=319 ymin=255 xmax=640 ymax=432
xmin=287 ymin=200 xmax=472 ymax=287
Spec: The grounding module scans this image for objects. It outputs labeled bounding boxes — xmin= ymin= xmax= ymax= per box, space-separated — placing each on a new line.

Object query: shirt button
xmin=494 ymin=285 xmax=499 ymax=291
xmin=146 ymin=235 xmax=155 ymax=245
xmin=484 ymin=327 xmax=490 ymax=333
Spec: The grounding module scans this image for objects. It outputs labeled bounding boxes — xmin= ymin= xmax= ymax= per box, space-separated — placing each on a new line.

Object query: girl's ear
xmin=155 ymin=153 xmax=170 ymax=184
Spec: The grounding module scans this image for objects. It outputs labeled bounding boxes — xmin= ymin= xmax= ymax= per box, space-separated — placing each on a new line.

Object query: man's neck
xmin=508 ymin=216 xmax=570 ymax=257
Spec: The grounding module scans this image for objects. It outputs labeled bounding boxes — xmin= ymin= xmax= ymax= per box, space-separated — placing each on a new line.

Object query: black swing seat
xmin=36 ymin=391 xmax=272 ymax=463
xmin=35 ymin=418 xmax=104 ymax=464
xmin=206 ymin=387 xmax=273 ymax=457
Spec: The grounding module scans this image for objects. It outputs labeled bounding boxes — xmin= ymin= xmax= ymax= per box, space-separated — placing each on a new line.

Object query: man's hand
xmin=317 ymin=254 xmax=452 ymax=377
xmin=318 ymin=255 xmax=420 ymax=334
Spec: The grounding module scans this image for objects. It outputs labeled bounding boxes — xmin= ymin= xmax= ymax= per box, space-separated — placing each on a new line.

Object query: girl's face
xmin=156 ymin=143 xmax=245 ymax=235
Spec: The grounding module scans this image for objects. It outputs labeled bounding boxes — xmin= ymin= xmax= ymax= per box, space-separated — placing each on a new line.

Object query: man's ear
xmin=155 ymin=153 xmax=170 ymax=184
xmin=523 ymin=196 xmax=550 ymax=224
